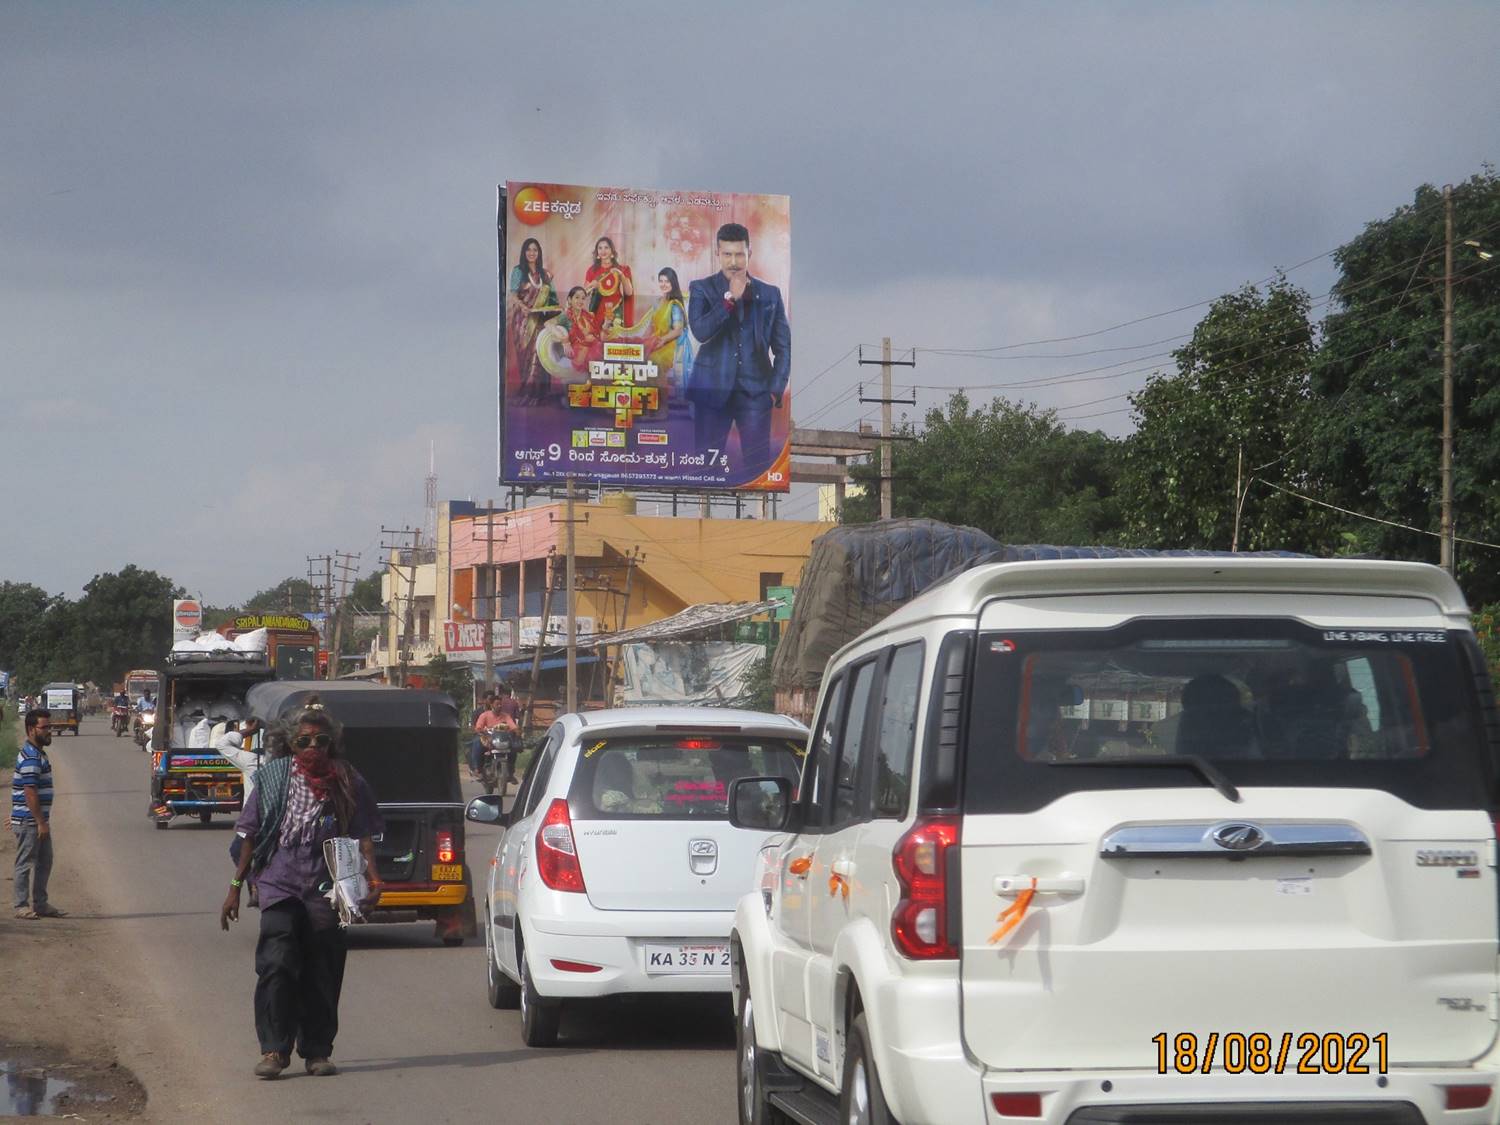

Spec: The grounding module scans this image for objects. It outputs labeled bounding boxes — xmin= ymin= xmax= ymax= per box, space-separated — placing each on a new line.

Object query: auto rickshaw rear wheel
xmin=199 ymin=811 xmax=212 ymax=824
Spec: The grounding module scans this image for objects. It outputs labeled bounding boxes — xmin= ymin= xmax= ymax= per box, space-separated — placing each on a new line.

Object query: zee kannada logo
xmin=513 ymin=186 xmax=582 ymax=225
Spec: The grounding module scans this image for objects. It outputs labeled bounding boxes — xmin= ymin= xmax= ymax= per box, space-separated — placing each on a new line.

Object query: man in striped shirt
xmin=13 ymin=708 xmax=64 ymax=919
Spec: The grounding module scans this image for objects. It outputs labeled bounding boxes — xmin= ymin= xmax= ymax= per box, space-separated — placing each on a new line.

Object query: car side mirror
xmin=465 ymin=795 xmax=509 ymax=827
xmin=727 ymin=776 xmax=793 ymax=832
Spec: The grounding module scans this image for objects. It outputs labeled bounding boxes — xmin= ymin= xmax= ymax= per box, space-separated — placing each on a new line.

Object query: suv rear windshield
xmin=569 ymin=735 xmax=805 ymax=820
xmin=964 ymin=618 xmax=1496 ymax=813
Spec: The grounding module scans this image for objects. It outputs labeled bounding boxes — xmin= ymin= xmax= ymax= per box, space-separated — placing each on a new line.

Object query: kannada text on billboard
xmin=499 ymin=181 xmax=792 ymax=492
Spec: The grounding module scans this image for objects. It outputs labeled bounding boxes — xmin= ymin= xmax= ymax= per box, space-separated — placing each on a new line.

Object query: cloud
xmin=3 ymin=0 xmax=1498 ymax=601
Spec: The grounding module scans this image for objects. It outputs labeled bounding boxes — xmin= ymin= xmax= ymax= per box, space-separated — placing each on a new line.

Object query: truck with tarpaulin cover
xmin=150 ymin=649 xmax=275 ymax=826
xmin=217 ymin=614 xmax=321 ymax=680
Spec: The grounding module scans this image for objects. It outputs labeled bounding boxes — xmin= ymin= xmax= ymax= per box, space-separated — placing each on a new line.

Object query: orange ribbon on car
xmin=988 ymin=877 xmax=1037 ymax=944
xmin=828 ymin=871 xmax=850 ymax=902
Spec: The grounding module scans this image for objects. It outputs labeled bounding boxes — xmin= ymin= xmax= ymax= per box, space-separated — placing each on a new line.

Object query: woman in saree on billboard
xmin=499 ymin=182 xmax=792 ymax=493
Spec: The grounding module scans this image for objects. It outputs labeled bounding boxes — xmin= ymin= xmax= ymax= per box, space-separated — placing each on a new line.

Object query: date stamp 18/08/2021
xmin=1153 ymin=1032 xmax=1389 ymax=1076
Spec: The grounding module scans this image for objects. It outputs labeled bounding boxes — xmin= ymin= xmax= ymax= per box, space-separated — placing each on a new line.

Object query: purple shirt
xmin=235 ymin=771 xmax=383 ymax=929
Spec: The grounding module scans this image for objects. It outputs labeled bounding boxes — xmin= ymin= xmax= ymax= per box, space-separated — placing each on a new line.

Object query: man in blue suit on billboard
xmin=687 ymin=223 xmax=791 ymax=481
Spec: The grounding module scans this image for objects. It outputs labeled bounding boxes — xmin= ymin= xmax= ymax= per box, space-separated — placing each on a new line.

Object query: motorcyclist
xmin=135 ymin=690 xmax=156 ymax=714
xmin=470 ymin=696 xmax=517 ymax=783
xmin=113 ymin=689 xmax=130 ymax=709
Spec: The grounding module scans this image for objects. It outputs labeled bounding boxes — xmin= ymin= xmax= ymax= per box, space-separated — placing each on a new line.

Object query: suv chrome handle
xmin=994 ymin=874 xmax=1085 ymax=897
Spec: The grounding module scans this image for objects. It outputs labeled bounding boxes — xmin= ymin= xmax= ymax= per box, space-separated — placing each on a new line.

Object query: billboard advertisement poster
xmin=499 ymin=181 xmax=792 ymax=492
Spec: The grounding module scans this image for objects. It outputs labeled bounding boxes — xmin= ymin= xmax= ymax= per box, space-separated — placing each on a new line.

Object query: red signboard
xmin=174 ymin=599 xmax=203 ymax=629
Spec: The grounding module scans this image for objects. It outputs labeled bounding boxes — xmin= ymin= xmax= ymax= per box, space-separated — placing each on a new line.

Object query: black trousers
xmin=254 ymin=899 xmax=347 ymax=1059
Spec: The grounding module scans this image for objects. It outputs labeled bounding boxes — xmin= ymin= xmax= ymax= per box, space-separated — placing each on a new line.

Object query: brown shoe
xmin=254 ymin=1052 xmax=289 ymax=1079
xmin=304 ymin=1058 xmax=338 ymax=1077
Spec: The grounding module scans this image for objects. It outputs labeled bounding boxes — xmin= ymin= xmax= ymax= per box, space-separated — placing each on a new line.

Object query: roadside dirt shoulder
xmin=0 ymin=765 xmax=148 ymax=1119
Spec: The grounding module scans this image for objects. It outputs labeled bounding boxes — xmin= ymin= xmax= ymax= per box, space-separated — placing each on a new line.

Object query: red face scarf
xmin=294 ymin=746 xmax=337 ymax=802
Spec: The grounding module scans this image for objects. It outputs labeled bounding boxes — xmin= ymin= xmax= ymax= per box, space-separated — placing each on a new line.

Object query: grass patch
xmin=0 ymin=710 xmax=19 ymax=769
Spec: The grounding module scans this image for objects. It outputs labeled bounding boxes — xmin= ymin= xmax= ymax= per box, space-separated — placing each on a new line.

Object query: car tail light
xmin=990 ymin=1091 xmax=1043 ymax=1117
xmin=536 ymin=798 xmax=587 ymax=893
xmin=435 ymin=829 xmax=456 ymax=865
xmin=1445 ymin=1085 xmax=1492 ymax=1111
xmin=550 ymin=958 xmax=602 ymax=973
xmin=891 ymin=816 xmax=960 ymax=959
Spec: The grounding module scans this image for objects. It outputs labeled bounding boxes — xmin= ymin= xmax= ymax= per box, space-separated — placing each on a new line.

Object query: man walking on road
xmin=12 ymin=708 xmax=65 ymax=920
xmin=220 ymin=702 xmax=382 ymax=1079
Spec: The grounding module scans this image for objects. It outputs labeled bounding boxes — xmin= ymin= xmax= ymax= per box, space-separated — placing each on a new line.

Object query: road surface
xmin=43 ymin=717 xmax=738 ymax=1123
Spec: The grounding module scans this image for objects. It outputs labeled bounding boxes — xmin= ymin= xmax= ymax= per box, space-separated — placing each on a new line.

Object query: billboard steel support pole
xmin=565 ymin=477 xmax=578 ymax=713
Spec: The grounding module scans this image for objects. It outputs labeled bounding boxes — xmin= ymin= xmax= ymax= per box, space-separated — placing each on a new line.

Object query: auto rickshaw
xmin=245 ymin=680 xmax=478 ymax=946
xmin=40 ymin=682 xmax=82 ymax=735
xmin=150 ymin=650 xmax=276 ymax=827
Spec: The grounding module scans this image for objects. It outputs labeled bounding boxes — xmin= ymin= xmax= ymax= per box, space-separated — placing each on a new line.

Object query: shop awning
xmin=587 ymin=600 xmax=778 ymax=647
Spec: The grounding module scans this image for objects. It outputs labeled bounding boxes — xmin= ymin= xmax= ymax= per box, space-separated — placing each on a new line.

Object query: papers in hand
xmin=322 ymin=836 xmax=369 ymax=928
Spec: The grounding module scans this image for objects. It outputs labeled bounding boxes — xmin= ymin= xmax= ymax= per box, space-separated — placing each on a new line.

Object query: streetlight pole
xmin=1441 ymin=185 xmax=1455 ymax=574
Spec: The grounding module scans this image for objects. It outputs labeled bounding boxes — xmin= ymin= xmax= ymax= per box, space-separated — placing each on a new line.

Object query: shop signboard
xmin=173 ymin=598 xmax=203 ymax=642
xmin=519 ymin=615 xmax=596 ymax=648
xmin=442 ymin=620 xmax=515 ymax=657
xmin=498 ymin=180 xmax=792 ymax=492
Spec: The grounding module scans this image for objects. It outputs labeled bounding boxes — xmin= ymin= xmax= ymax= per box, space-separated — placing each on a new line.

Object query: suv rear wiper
xmin=1047 ymin=754 xmax=1241 ymax=803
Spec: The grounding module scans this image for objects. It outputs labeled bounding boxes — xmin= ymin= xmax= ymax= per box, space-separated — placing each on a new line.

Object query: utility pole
xmin=473 ymin=501 xmax=508 ymax=698
xmin=546 ymin=485 xmax=589 ymax=713
xmin=1441 ymin=183 xmax=1455 ymax=574
xmin=380 ymin=526 xmax=422 ymax=687
xmin=306 ymin=555 xmax=333 ymax=616
xmin=602 ymin=547 xmax=643 ymax=706
xmin=521 ymin=547 xmax=558 ymax=733
xmin=328 ymin=551 xmax=360 ymax=681
xmin=858 ymin=339 xmax=916 ymax=520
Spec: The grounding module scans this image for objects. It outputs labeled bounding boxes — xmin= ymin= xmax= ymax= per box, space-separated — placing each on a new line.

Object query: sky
xmin=5 ymin=1 xmax=1498 ymax=605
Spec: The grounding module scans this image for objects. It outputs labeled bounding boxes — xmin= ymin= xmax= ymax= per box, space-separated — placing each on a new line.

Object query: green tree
xmin=1310 ymin=168 xmax=1500 ymax=601
xmin=343 ymin=569 xmax=386 ymax=615
xmin=244 ymin=577 xmax=317 ymax=614
xmin=421 ymin=653 xmax=474 ymax=713
xmin=15 ymin=566 xmax=182 ymax=689
xmin=0 ymin=582 xmax=56 ymax=672
xmin=844 ymin=393 xmax=1125 ymax=544
xmin=1120 ymin=278 xmax=1333 ymax=552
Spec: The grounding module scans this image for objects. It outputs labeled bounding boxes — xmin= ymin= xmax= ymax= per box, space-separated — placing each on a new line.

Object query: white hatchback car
xmin=467 ymin=707 xmax=809 ymax=1047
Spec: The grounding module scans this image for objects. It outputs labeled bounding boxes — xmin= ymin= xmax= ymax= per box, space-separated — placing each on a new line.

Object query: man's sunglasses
xmin=293 ymin=733 xmax=333 ymax=750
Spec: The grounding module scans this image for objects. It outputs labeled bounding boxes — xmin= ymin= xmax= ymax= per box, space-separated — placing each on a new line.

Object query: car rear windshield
xmin=964 ymin=618 xmax=1497 ymax=813
xmin=569 ymin=735 xmax=806 ymax=820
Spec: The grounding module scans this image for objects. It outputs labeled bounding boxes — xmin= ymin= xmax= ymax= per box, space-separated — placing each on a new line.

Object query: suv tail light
xmin=536 ymin=798 xmax=587 ymax=893
xmin=891 ymin=816 xmax=960 ymax=959
xmin=435 ymin=829 xmax=457 ymax=865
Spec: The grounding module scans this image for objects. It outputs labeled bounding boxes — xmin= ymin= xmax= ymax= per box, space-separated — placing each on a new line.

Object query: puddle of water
xmin=0 ymin=1058 xmax=104 ymax=1117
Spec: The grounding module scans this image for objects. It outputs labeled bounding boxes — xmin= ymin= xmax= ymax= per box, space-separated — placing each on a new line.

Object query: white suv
xmin=729 ymin=557 xmax=1500 ymax=1124
xmin=467 ymin=707 xmax=808 ymax=1047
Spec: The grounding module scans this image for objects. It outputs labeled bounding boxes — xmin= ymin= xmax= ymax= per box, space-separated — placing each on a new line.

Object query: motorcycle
xmin=477 ymin=728 xmax=517 ymax=797
xmin=133 ymin=710 xmax=155 ymax=751
xmin=111 ymin=704 xmax=130 ymax=736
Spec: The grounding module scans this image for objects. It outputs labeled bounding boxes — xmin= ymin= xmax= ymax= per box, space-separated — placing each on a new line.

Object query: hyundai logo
xmin=1211 ymin=823 xmax=1266 ymax=851
xmin=689 ymin=839 xmax=718 ymax=876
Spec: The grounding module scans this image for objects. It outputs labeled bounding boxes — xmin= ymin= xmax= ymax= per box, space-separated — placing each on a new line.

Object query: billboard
xmin=499 ymin=181 xmax=792 ymax=492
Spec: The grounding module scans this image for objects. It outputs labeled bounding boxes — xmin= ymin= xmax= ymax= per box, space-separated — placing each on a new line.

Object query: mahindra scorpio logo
xmin=689 ymin=839 xmax=718 ymax=876
xmin=1211 ymin=823 xmax=1266 ymax=852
